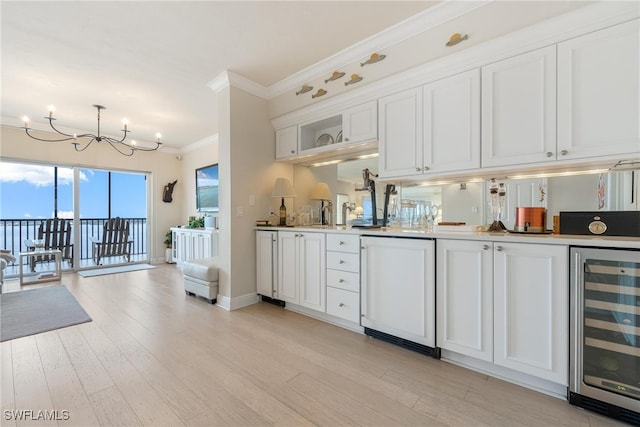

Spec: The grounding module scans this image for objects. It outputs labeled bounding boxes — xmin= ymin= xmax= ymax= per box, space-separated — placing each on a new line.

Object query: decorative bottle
xmin=279 ymin=198 xmax=287 ymax=226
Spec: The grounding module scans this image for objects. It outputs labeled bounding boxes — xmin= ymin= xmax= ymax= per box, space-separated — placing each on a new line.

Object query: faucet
xmin=322 ymin=201 xmax=333 ymax=226
xmin=341 ymin=202 xmax=355 ymax=225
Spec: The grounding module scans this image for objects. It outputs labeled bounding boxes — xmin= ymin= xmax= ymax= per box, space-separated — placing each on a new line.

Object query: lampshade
xmin=309 ymin=182 xmax=331 ymax=201
xmin=272 ymin=178 xmax=296 ymax=198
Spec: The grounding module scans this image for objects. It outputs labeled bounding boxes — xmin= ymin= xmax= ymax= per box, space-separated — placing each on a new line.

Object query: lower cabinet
xmin=326 ymin=233 xmax=361 ymax=323
xmin=437 ymin=239 xmax=569 ymax=385
xmin=278 ymin=231 xmax=326 ymax=312
xmin=256 ymin=230 xmax=278 ymax=299
xmin=171 ymin=228 xmax=218 ymax=267
xmin=361 ymin=236 xmax=435 ymax=347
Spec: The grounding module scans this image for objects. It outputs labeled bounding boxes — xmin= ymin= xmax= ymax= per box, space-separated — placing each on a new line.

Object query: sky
xmin=0 ymin=161 xmax=147 ymax=219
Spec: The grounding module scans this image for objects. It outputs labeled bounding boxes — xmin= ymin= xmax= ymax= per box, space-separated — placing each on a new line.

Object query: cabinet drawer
xmin=326 ymin=287 xmax=360 ymax=323
xmin=327 ymin=251 xmax=359 ymax=273
xmin=326 ymin=234 xmax=360 ymax=253
xmin=327 ymin=269 xmax=360 ymax=292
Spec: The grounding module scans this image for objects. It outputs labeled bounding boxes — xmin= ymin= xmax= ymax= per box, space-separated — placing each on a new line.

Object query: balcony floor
xmin=2 ymin=253 xmax=149 ymax=280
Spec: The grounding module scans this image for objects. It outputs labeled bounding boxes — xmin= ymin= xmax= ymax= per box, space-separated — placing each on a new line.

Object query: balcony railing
xmin=0 ymin=217 xmax=147 ymax=268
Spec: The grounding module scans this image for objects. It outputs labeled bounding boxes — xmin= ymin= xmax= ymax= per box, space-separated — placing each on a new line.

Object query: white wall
xmin=1 ymin=124 xmax=183 ymax=263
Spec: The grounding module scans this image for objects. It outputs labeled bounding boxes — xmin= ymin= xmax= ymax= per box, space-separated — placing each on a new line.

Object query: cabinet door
xmin=482 ymin=46 xmax=556 ymax=167
xmin=277 ymin=232 xmax=298 ymax=304
xmin=558 ymin=19 xmax=639 ymax=160
xmin=361 ymin=237 xmax=435 ymax=347
xmin=378 ymin=87 xmax=423 ymax=178
xmin=174 ymin=231 xmax=189 ymax=264
xmin=437 ymin=239 xmax=493 ymax=362
xmin=423 ymin=69 xmax=480 ymax=174
xmin=493 ymin=243 xmax=569 ymax=385
xmin=298 ymin=232 xmax=326 ymax=312
xmin=256 ymin=231 xmax=277 ymax=298
xmin=275 ymin=125 xmax=298 ymax=159
xmin=342 ymin=100 xmax=377 ymax=143
xmin=194 ymin=232 xmax=212 ymax=259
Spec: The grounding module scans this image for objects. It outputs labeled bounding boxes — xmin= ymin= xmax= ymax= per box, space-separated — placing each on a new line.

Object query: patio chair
xmin=91 ymin=217 xmax=134 ymax=265
xmin=25 ymin=218 xmax=74 ymax=272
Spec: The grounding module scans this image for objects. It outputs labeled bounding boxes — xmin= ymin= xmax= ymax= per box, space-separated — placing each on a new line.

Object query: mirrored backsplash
xmin=302 ymin=157 xmax=639 ymax=230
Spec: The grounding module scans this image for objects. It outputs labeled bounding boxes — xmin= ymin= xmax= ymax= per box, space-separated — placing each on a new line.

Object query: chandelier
xmin=21 ymin=104 xmax=162 ymax=156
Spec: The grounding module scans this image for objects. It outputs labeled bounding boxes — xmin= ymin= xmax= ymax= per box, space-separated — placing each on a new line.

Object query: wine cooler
xmin=570 ymin=247 xmax=640 ymax=424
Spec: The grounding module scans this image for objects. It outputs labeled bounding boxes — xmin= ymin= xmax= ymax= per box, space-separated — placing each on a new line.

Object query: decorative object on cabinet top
xmin=446 ymin=33 xmax=469 ymax=47
xmin=316 ymin=133 xmax=334 ymax=147
xmin=325 ymin=71 xmax=345 ymax=83
xmin=344 ymin=73 xmax=363 ymax=86
xmin=296 ymin=84 xmax=313 ymax=95
xmin=312 ymin=88 xmax=327 ymax=99
xmin=336 ymin=130 xmax=343 ymax=143
xmin=360 ymin=52 xmax=386 ymax=66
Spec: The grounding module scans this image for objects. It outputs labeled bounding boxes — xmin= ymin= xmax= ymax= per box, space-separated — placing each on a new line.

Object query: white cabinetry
xmin=557 ymin=19 xmax=639 ymax=160
xmin=275 ymin=125 xmax=298 ymax=159
xmin=437 ymin=239 xmax=493 ymax=362
xmin=437 ymin=239 xmax=569 ymax=385
xmin=342 ymin=100 xmax=377 ymax=143
xmin=171 ymin=228 xmax=218 ymax=267
xmin=277 ymin=231 xmax=326 ymax=312
xmin=325 ymin=233 xmax=360 ymax=323
xmin=378 ymin=87 xmax=423 ymax=178
xmin=361 ymin=236 xmax=435 ymax=347
xmin=256 ymin=230 xmax=278 ymax=299
xmin=493 ymin=242 xmax=568 ymax=385
xmin=423 ymin=69 xmax=480 ymax=174
xmin=481 ymin=46 xmax=557 ymax=168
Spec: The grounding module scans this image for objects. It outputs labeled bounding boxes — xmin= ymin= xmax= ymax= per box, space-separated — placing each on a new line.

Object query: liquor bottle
xmin=279 ymin=198 xmax=287 ymax=226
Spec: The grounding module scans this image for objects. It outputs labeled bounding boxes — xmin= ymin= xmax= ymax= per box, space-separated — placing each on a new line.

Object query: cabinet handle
xmin=424 ymin=166 xmax=429 ymax=171
xmin=339 ymin=303 xmax=345 ymax=307
xmin=339 ymin=241 xmax=345 ymax=245
xmin=339 ymin=260 xmax=345 ymax=264
xmin=416 ymin=167 xmax=421 ymax=172
xmin=546 ymin=152 xmax=553 ymax=157
xmin=345 ymin=138 xmax=349 ymax=142
xmin=339 ymin=279 xmax=345 ymax=283
xmin=290 ymin=150 xmax=295 ymax=154
xmin=560 ymin=149 xmax=568 ymax=156
xmin=482 ymin=244 xmax=490 ymax=250
xmin=496 ymin=245 xmax=503 ymax=251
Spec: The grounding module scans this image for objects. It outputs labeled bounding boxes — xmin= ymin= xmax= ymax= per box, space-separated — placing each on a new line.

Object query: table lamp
xmin=310 ymin=182 xmax=332 ymax=225
xmin=272 ymin=178 xmax=296 ymax=226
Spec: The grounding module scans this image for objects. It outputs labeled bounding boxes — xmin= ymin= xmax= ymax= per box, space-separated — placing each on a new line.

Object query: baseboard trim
xmin=216 ymin=292 xmax=259 ymax=311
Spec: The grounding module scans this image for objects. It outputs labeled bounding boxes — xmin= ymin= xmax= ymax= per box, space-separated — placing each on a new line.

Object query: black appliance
xmin=560 ymin=211 xmax=640 ymax=237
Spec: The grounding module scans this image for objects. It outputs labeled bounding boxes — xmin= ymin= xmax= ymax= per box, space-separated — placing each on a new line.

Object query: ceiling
xmin=1 ymin=1 xmax=438 ymax=150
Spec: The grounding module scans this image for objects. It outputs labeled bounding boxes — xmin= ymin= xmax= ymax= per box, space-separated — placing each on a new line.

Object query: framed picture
xmin=195 ymin=164 xmax=219 ymax=212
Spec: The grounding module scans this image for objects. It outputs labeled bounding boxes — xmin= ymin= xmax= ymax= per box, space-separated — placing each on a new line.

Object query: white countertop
xmin=256 ymin=225 xmax=640 ymax=249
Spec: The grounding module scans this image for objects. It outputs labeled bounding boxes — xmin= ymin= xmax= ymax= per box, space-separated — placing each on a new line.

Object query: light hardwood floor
xmin=0 ymin=264 xmax=627 ymax=426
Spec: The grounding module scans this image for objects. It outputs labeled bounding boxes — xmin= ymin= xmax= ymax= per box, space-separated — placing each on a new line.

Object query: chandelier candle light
xmin=21 ymin=104 xmax=162 ymax=156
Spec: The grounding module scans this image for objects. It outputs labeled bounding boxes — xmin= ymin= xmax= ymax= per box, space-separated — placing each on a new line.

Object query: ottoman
xmin=183 ymin=258 xmax=219 ymax=304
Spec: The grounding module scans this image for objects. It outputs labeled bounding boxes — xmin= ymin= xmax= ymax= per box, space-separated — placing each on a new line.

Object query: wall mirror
xmin=318 ymin=158 xmax=639 ymax=229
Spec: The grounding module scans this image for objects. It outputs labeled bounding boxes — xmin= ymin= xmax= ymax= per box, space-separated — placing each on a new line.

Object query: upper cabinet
xmin=378 ymin=87 xmax=423 ymax=178
xmin=481 ymin=46 xmax=557 ymax=168
xmin=423 ymin=69 xmax=480 ymax=174
xmin=275 ymin=125 xmax=298 ymax=159
xmin=275 ymin=101 xmax=378 ymax=163
xmin=557 ymin=19 xmax=639 ymax=160
xmin=379 ymin=69 xmax=480 ymax=178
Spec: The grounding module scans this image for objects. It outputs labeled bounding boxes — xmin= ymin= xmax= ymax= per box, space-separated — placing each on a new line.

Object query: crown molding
xmin=208 ymin=71 xmax=269 ymax=99
xmin=182 ymin=133 xmax=219 ymax=153
xmin=272 ymin=1 xmax=639 ymax=130
xmin=265 ymin=0 xmax=494 ymax=99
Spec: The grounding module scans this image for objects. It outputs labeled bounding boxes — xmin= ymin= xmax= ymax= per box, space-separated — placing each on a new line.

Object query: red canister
xmin=515 ymin=207 xmax=547 ymax=232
